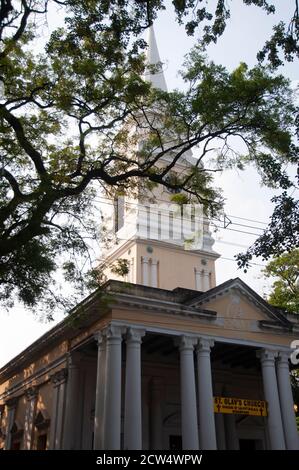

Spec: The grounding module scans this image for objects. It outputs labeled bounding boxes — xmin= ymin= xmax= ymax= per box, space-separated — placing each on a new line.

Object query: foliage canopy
xmin=0 ymin=1 xmax=298 ymax=314
xmin=264 ymin=249 xmax=299 ymax=314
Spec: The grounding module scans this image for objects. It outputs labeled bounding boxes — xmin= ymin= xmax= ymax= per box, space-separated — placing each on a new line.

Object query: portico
xmin=88 ymin=327 xmax=295 ymax=450
xmin=42 ymin=278 xmax=298 ymax=451
xmin=0 ymin=279 xmax=298 ymax=450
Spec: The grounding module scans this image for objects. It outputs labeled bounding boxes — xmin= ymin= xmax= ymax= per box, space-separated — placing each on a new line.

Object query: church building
xmin=0 ymin=28 xmax=298 ymax=451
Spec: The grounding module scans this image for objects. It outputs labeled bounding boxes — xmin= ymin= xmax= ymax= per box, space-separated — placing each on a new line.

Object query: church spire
xmin=145 ymin=25 xmax=168 ymax=92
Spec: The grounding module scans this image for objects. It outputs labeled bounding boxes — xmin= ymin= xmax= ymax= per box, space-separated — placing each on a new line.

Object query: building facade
xmin=0 ymin=27 xmax=298 ymax=451
xmin=0 ymin=279 xmax=299 ymax=450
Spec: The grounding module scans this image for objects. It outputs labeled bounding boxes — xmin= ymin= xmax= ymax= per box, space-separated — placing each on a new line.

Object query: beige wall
xmin=135 ymin=240 xmax=217 ymax=289
xmin=0 ymin=285 xmax=296 ymax=450
xmin=103 ymin=238 xmax=218 ymax=290
xmin=0 ymin=341 xmax=68 ymax=397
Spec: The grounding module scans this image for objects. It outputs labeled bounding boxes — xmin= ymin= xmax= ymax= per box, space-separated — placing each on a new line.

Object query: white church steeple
xmin=145 ymin=25 xmax=168 ymax=92
xmin=101 ymin=25 xmax=220 ymax=292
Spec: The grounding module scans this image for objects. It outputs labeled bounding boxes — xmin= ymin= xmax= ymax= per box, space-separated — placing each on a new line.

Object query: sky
xmin=0 ymin=1 xmax=298 ymax=367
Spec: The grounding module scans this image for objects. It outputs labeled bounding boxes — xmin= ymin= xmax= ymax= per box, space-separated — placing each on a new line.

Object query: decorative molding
xmin=94 ymin=330 xmax=106 ymax=348
xmin=25 ymin=387 xmax=38 ymax=401
xmin=196 ymin=337 xmax=214 ymax=353
xmin=126 ymin=327 xmax=146 ymax=344
xmin=50 ymin=368 xmax=68 ymax=386
xmin=110 ymin=292 xmax=217 ymax=320
xmin=0 ymin=355 xmax=66 ymax=402
xmin=104 ymin=324 xmax=125 ymax=340
xmin=258 ymin=320 xmax=292 ymax=333
xmin=175 ymin=335 xmax=197 ymax=351
xmin=256 ymin=348 xmax=278 ymax=363
xmin=66 ymin=350 xmax=82 ymax=368
xmin=4 ymin=397 xmax=18 ymax=409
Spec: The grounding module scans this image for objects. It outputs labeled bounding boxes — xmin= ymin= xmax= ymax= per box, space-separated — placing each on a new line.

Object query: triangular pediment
xmin=188 ymin=278 xmax=291 ymax=331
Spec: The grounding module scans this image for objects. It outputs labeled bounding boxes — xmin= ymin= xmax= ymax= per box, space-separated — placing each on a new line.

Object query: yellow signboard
xmin=214 ymin=396 xmax=268 ymax=417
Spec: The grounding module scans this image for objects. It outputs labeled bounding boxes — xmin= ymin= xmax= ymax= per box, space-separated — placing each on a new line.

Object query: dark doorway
xmin=169 ymin=435 xmax=182 ymax=450
xmin=11 ymin=440 xmax=21 ymax=450
xmin=239 ymin=439 xmax=256 ymax=450
xmin=36 ymin=434 xmax=47 ymax=450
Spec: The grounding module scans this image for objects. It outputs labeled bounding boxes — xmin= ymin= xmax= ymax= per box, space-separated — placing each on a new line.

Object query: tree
xmin=0 ymin=1 xmax=298 ymax=313
xmin=263 ymin=249 xmax=299 ymax=314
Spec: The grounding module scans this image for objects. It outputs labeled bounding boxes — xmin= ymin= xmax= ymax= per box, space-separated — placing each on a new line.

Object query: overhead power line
xmin=93 ymin=196 xmax=266 ymax=238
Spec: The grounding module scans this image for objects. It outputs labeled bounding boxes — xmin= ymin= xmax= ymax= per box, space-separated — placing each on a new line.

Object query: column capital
xmin=151 ymin=259 xmax=158 ymax=266
xmin=257 ymin=348 xmax=278 ymax=364
xmin=277 ymin=351 xmax=291 ymax=367
xmin=94 ymin=330 xmax=106 ymax=347
xmin=105 ymin=324 xmax=125 ymax=340
xmin=194 ymin=267 xmax=203 ymax=274
xmin=176 ymin=335 xmax=197 ymax=351
xmin=196 ymin=337 xmax=214 ymax=353
xmin=25 ymin=387 xmax=38 ymax=401
xmin=51 ymin=368 xmax=68 ymax=386
xmin=66 ymin=351 xmax=81 ymax=367
xmin=126 ymin=327 xmax=145 ymax=344
xmin=141 ymin=256 xmax=149 ymax=264
xmin=4 ymin=397 xmax=18 ymax=409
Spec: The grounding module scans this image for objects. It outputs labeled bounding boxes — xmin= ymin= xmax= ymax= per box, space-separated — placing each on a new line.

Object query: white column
xmin=4 ymin=398 xmax=17 ymax=450
xmin=194 ymin=268 xmax=203 ymax=291
xmin=124 ymin=328 xmax=145 ymax=450
xmin=215 ymin=413 xmax=226 ymax=450
xmin=94 ymin=332 xmax=106 ymax=450
xmin=103 ymin=325 xmax=123 ymax=450
xmin=203 ymin=270 xmax=210 ymax=291
xmin=150 ymin=378 xmax=164 ymax=450
xmin=196 ymin=338 xmax=217 ymax=449
xmin=224 ymin=414 xmax=239 ymax=449
xmin=178 ymin=336 xmax=199 ymax=450
xmin=62 ymin=353 xmax=81 ymax=449
xmin=277 ymin=351 xmax=299 ymax=449
xmin=258 ymin=349 xmax=285 ymax=449
xmin=23 ymin=387 xmax=38 ymax=450
xmin=151 ymin=259 xmax=158 ymax=288
xmin=142 ymin=257 xmax=149 ymax=286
